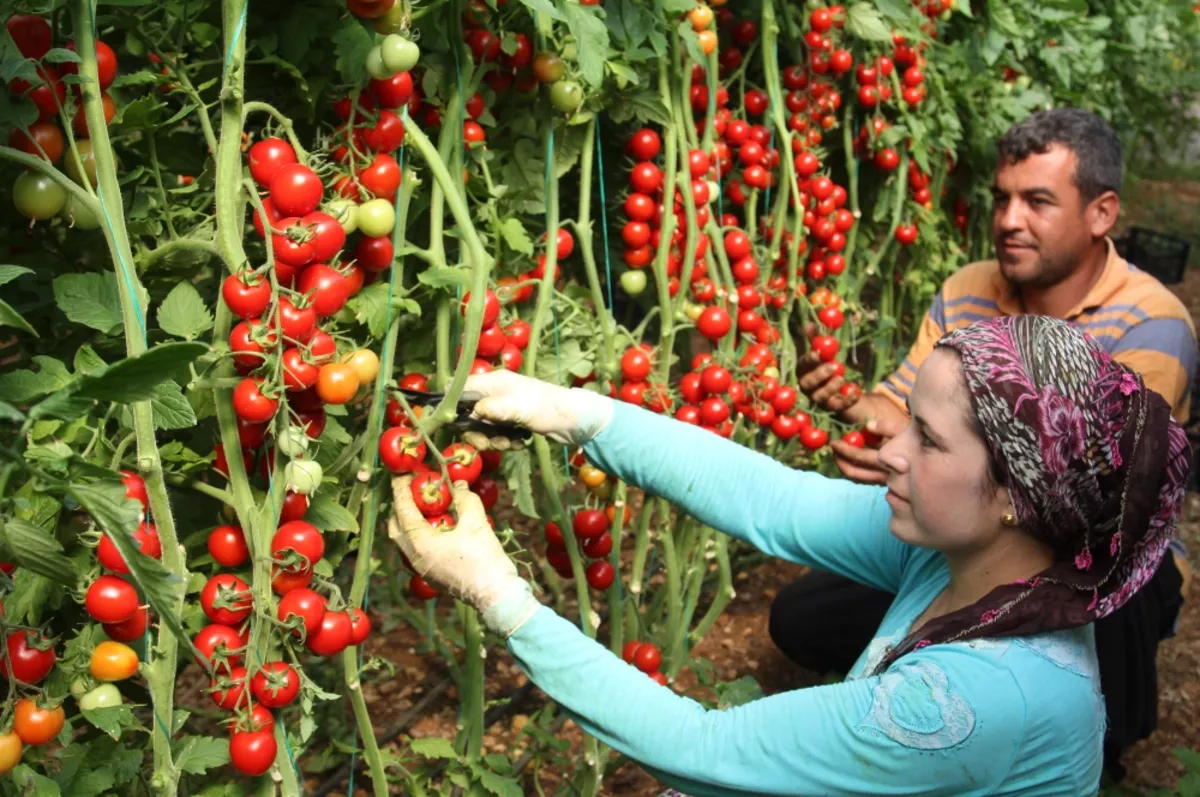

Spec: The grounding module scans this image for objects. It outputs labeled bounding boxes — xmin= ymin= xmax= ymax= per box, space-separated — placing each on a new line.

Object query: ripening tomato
xmin=90 ymin=640 xmax=139 ymax=682
xmin=13 ymin=699 xmax=64 ymax=745
xmin=316 ymin=362 xmax=360 ymax=404
xmin=0 ymin=732 xmax=21 ymax=775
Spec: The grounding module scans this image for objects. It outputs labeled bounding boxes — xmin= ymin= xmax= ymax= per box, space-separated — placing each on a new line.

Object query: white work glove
xmin=388 ymin=474 xmax=540 ymax=637
xmin=460 ymin=370 xmax=614 ymax=452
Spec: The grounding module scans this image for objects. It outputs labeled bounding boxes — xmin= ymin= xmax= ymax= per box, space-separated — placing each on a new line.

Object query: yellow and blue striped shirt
xmin=877 ymin=241 xmax=1197 ymax=422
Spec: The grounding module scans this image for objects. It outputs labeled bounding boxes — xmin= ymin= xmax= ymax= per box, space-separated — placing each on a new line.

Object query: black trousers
xmin=768 ymin=557 xmax=1186 ymax=780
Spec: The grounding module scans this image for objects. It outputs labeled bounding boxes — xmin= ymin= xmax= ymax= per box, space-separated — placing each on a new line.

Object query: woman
xmin=389 ymin=316 xmax=1189 ymax=796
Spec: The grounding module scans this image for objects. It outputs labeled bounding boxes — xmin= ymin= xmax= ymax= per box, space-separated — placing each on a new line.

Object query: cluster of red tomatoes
xmin=197 ymin=514 xmax=371 ymax=775
xmin=621 ymin=640 xmax=668 ymax=686
xmin=540 ymin=503 xmax=617 ymax=591
xmin=5 ymin=13 xmax=118 ymax=227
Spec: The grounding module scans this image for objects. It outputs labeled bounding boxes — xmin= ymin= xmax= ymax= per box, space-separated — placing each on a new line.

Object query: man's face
xmin=991 ymin=144 xmax=1094 ymax=289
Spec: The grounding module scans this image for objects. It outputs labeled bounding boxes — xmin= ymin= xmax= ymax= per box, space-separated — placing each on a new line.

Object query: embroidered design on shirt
xmin=850 ymin=630 xmax=905 ymax=680
xmin=1013 ymin=628 xmax=1097 ymax=680
xmin=859 ymin=660 xmax=976 ymax=750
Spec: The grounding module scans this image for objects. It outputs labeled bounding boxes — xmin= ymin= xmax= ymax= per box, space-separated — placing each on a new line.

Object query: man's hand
xmin=830 ymin=414 xmax=907 ymax=485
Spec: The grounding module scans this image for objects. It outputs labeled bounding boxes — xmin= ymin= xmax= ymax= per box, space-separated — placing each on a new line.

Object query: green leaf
xmin=715 ymin=674 xmax=763 ymax=709
xmin=513 ymin=0 xmax=563 ymax=20
xmin=157 ymin=281 xmax=213 ymax=340
xmin=147 ymin=380 xmax=198 ymax=430
xmin=0 ymin=356 xmax=73 ymax=402
xmin=0 ymin=265 xmax=33 ymax=286
xmin=29 ymin=392 xmax=96 ymax=422
xmin=10 ymin=766 xmax=62 ymax=796
xmin=496 ymin=218 xmax=534 ymax=255
xmin=61 ymin=766 xmax=115 ymax=797
xmin=54 ymin=273 xmax=125 ymax=335
xmin=656 ymin=0 xmax=694 ymax=12
xmin=417 ymin=265 xmax=471 ymax=290
xmin=81 ymin=704 xmax=138 ymax=740
xmin=563 ymin=4 xmax=609 ymax=89
xmin=76 ymin=342 xmax=208 ymax=403
xmin=347 ymin=282 xmax=394 ymax=338
xmin=606 ymin=87 xmax=671 ymax=125
xmin=0 ymin=518 xmax=79 ymax=586
xmin=0 ymin=400 xmax=24 ymax=422
xmin=0 ymin=296 xmax=37 ymax=337
xmin=332 ymin=17 xmax=373 ymax=85
xmin=409 ymin=737 xmax=459 ymax=760
xmin=845 ymin=3 xmax=894 ymax=42
xmin=305 ymin=495 xmax=360 ymax=533
xmin=470 ymin=765 xmax=523 ymax=797
xmin=43 ymin=48 xmax=82 ymax=65
xmin=500 ymin=448 xmax=538 ymax=519
xmin=74 ymin=346 xmax=108 ymax=376
xmin=174 ymin=736 xmax=231 ymax=775
xmin=69 ymin=480 xmax=195 ymax=662
xmin=3 ymin=569 xmax=57 ymax=624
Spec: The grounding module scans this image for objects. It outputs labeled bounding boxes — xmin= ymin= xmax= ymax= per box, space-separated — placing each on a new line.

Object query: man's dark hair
xmin=996 ymin=108 xmax=1123 ymax=202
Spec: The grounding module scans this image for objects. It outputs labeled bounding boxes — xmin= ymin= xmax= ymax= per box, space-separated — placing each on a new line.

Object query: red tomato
xmin=233 ymin=378 xmax=278 ymax=424
xmin=201 ymin=574 xmax=253 ymax=626
xmin=1 ymin=631 xmax=55 ymax=684
xmin=271 ymin=521 xmax=324 ymax=572
xmin=120 ymin=470 xmax=149 ymax=510
xmin=370 ymin=71 xmax=414 ymax=109
xmin=96 ymin=521 xmax=162 ymax=574
xmin=362 ymin=110 xmax=406 ymax=151
xmin=222 ymin=274 xmax=272 ymax=319
xmin=247 ymin=137 xmax=297 ymax=186
xmin=504 ymin=319 xmax=530 ymax=350
xmin=60 ymin=40 xmax=118 ymax=91
xmin=471 ymin=475 xmax=498 ymax=510
xmin=461 ymin=289 xmax=501 ymax=327
xmin=279 ymin=490 xmax=309 ymax=523
xmin=572 ymin=509 xmax=609 ymax=541
xmin=13 ymin=699 xmax=64 ymax=746
xmin=102 ymin=606 xmax=149 ymax=643
xmin=348 ymin=607 xmax=371 ymax=644
xmin=302 ymin=211 xmax=347 ymax=262
xmin=585 ymin=560 xmax=615 ymax=590
xmin=210 ymin=665 xmax=248 ymax=710
xmin=269 ymin=163 xmax=323 ymax=216
xmin=306 ymin=610 xmax=353 ymax=656
xmin=408 ymin=574 xmax=438 ymax=600
xmin=800 ymin=426 xmax=830 ymax=450
xmin=379 ymin=426 xmax=426 ymax=473
xmin=277 ymin=587 xmax=326 ymax=638
xmin=633 ymin=643 xmax=662 ymax=673
xmin=10 ymin=66 xmax=65 ymax=121
xmin=193 ymin=624 xmax=246 ymax=672
xmin=696 ymin=306 xmax=732 ymax=341
xmin=357 ymin=153 xmax=402 ymax=200
xmin=410 ymin=472 xmax=452 ymax=516
xmin=443 ymin=442 xmax=482 ymax=485
xmin=811 ymin=335 xmax=840 ymax=362
xmin=620 ymin=348 xmax=653 ymax=381
xmin=230 ymin=729 xmax=277 ymax=777
xmin=6 ymin=15 xmax=52 ymax=59
xmin=207 ymin=525 xmax=249 ymax=567
xmin=251 ymin=661 xmax=300 ymax=708
xmin=626 ymin=127 xmax=661 ymax=160
xmin=85 ymin=576 xmax=139 ymax=624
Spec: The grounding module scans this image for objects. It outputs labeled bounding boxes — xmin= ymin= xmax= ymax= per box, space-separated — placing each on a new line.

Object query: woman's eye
xmin=920 ymin=432 xmax=936 ymax=448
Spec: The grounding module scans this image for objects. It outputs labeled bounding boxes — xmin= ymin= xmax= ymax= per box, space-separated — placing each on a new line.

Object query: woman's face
xmin=877 ymin=348 xmax=1011 ymax=551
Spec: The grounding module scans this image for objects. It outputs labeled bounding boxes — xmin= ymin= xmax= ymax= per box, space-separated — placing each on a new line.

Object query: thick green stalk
xmin=650 ymin=58 xmax=680 ymax=389
xmin=71 ymin=3 xmax=185 ymax=791
xmin=688 ymin=533 xmax=733 ymax=643
xmin=576 ymin=121 xmax=618 ymax=380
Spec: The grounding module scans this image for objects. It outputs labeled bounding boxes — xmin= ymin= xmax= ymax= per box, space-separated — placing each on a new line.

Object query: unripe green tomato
xmin=549 ymin=80 xmax=583 ymax=113
xmin=79 ymin=683 xmax=123 ymax=711
xmin=365 ymin=45 xmax=392 ymax=80
xmin=66 ymin=140 xmax=97 ymax=186
xmin=63 ymin=194 xmax=100 ymax=230
xmin=380 ymin=35 xmax=420 ymax=73
xmin=277 ymin=426 xmax=310 ymax=457
xmin=14 ymin=171 xmax=67 ymax=220
xmin=285 ymin=458 xmax=323 ymax=495
xmin=69 ymin=678 xmax=90 ymax=698
xmin=561 ymin=42 xmax=578 ymax=61
xmin=620 ymin=270 xmax=647 ymax=295
xmin=684 ymin=302 xmax=703 ymax=321
xmin=357 ymin=198 xmax=396 ymax=237
xmin=373 ymin=3 xmax=406 ymax=34
xmin=325 ymin=199 xmax=358 ymax=235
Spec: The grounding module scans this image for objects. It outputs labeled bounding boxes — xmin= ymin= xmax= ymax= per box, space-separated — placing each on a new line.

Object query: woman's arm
xmin=505 ymin=605 xmax=1025 ymax=796
xmin=583 ymin=400 xmax=910 ymax=593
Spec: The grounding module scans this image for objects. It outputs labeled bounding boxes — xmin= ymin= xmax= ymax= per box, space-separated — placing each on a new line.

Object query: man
xmin=772 ymin=107 xmax=1196 ymax=779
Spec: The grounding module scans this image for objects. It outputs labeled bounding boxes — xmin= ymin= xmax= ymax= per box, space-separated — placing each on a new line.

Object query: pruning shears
xmin=396 ymin=388 xmax=532 ymax=443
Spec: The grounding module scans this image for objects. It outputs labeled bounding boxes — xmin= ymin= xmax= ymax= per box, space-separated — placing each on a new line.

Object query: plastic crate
xmin=1113 ymin=226 xmax=1190 ymax=285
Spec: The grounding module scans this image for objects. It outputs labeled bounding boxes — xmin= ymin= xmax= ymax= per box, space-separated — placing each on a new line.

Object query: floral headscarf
xmin=875 ymin=315 xmax=1190 ymax=674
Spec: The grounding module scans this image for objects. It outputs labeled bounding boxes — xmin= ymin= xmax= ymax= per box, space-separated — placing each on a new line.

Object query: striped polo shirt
xmin=876 ymin=240 xmax=1198 ymax=422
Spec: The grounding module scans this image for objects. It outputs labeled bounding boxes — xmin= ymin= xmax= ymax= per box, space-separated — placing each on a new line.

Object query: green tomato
xmin=561 ymin=42 xmax=578 ymax=61
xmin=284 ymin=458 xmax=323 ymax=496
xmin=79 ymin=683 xmax=123 ymax=711
xmin=620 ymin=269 xmax=647 ymax=295
xmin=380 ymin=35 xmax=420 ymax=74
xmin=548 ymin=80 xmax=583 ymax=113
xmin=324 ymin=199 xmax=358 ymax=235
xmin=365 ymin=45 xmax=392 ymax=81
xmin=63 ymin=194 xmax=100 ymax=230
xmin=14 ymin=171 xmax=67 ymax=220
xmin=65 ymin=140 xmax=97 ymax=186
xmin=277 ymin=426 xmax=310 ymax=457
xmin=357 ymin=198 xmax=396 ymax=237
xmin=69 ymin=678 xmax=90 ymax=698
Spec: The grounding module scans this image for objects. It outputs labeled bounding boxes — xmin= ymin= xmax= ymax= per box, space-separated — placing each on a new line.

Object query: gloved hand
xmin=387 ymin=474 xmax=541 ymax=637
xmin=459 ymin=370 xmax=613 ymax=452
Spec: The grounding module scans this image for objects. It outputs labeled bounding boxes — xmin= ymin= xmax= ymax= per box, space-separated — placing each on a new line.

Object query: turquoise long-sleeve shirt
xmin=500 ymin=401 xmax=1105 ymax=796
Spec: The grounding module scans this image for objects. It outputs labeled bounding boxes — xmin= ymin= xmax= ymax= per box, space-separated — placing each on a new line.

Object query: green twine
xmin=224 ymin=1 xmax=248 ymax=77
xmin=593 ymin=116 xmax=615 ymax=311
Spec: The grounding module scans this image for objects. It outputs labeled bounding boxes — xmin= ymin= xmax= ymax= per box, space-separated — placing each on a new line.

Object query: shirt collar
xmin=991 ymin=238 xmax=1127 ymax=320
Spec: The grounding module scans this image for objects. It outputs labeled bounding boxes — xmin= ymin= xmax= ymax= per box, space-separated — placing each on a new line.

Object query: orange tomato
xmin=13 ymin=699 xmax=64 ymax=745
xmin=697 ymin=30 xmax=718 ymax=55
xmin=90 ymin=640 xmax=139 ymax=682
xmin=605 ymin=504 xmax=633 ymax=526
xmin=342 ymin=349 xmax=380 ymax=385
xmin=578 ymin=464 xmax=607 ymax=489
xmin=688 ymin=4 xmax=713 ymax=30
xmin=315 ymin=363 xmax=360 ymax=404
xmin=0 ymin=733 xmax=21 ymax=775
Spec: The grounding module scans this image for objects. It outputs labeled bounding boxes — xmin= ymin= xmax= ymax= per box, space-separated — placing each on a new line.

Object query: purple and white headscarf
xmin=875 ymin=315 xmax=1190 ymax=674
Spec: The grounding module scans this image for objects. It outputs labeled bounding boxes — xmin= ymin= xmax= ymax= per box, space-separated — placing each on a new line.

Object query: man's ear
xmin=1088 ymin=190 xmax=1120 ymax=239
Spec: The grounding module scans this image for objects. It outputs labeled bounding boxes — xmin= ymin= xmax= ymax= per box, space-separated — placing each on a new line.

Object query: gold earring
xmin=1001 ymin=512 xmax=1017 ymax=527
